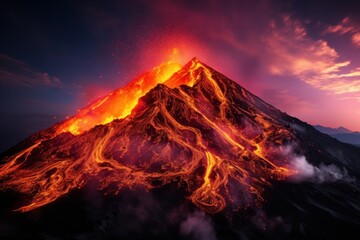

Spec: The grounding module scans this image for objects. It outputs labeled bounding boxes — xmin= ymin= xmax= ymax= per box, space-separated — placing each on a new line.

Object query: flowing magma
xmin=0 ymin=57 xmax=296 ymax=213
xmin=57 ymin=61 xmax=183 ymax=135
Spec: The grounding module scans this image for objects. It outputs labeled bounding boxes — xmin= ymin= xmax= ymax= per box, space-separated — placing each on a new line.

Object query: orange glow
xmin=57 ymin=61 xmax=182 ymax=135
xmin=0 ymin=57 xmax=295 ymax=213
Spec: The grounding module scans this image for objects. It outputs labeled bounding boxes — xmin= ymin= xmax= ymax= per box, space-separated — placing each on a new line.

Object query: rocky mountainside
xmin=1 ymin=58 xmax=359 ymax=239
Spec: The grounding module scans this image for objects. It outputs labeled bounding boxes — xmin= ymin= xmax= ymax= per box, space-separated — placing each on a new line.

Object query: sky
xmin=1 ymin=0 xmax=360 ymax=151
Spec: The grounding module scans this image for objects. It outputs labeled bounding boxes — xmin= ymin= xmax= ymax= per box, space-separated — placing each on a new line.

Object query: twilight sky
xmin=1 ymin=0 xmax=360 ymax=151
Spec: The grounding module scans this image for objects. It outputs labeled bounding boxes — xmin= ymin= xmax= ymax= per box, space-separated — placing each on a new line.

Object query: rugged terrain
xmin=1 ymin=58 xmax=359 ymax=239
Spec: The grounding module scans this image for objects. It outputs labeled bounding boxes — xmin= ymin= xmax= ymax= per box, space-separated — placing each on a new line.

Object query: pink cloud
xmin=263 ymin=16 xmax=360 ymax=100
xmin=325 ymin=17 xmax=360 ymax=48
xmin=324 ymin=17 xmax=356 ymax=34
xmin=351 ymin=32 xmax=360 ymax=47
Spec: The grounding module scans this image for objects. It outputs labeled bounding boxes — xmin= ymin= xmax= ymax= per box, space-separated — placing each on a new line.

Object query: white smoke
xmin=290 ymin=155 xmax=355 ymax=183
xmin=274 ymin=145 xmax=355 ymax=183
xmin=180 ymin=211 xmax=217 ymax=240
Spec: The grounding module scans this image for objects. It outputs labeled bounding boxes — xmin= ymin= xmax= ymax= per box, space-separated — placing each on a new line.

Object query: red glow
xmin=58 ymin=61 xmax=182 ymax=135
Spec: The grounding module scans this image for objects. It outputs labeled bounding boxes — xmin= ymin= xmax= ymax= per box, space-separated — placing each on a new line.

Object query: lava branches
xmin=0 ymin=58 xmax=295 ymax=214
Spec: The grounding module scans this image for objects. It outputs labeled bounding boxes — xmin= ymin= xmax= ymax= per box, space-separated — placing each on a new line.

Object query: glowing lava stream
xmin=190 ymin=151 xmax=226 ymax=212
xmin=176 ymin=62 xmax=291 ymax=175
xmin=0 ymin=142 xmax=41 ymax=177
xmin=57 ymin=61 xmax=182 ymax=135
xmin=0 ymin=57 xmax=296 ymax=213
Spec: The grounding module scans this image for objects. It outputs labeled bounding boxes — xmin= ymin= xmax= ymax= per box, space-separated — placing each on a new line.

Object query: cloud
xmin=275 ymin=145 xmax=355 ymax=184
xmin=290 ymin=155 xmax=355 ymax=184
xmin=324 ymin=17 xmax=356 ymax=35
xmin=0 ymin=53 xmax=62 ymax=87
xmin=265 ymin=15 xmax=360 ymax=99
xmin=351 ymin=32 xmax=360 ymax=47
xmin=325 ymin=17 xmax=360 ymax=48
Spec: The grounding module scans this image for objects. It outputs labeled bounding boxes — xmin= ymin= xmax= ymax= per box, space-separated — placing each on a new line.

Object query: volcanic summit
xmin=1 ymin=58 xmax=360 ymax=239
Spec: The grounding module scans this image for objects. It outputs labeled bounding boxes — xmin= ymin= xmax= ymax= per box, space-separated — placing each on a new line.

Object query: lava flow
xmin=0 ymin=57 xmax=296 ymax=213
xmin=57 ymin=61 xmax=182 ymax=135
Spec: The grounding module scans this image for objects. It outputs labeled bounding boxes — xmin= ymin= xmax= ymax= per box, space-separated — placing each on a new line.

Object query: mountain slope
xmin=0 ymin=58 xmax=296 ymax=213
xmin=1 ymin=58 xmax=360 ymax=239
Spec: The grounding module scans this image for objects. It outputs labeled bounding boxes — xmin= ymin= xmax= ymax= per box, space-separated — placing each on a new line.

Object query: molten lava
xmin=0 ymin=57 xmax=296 ymax=213
xmin=58 ymin=61 xmax=182 ymax=135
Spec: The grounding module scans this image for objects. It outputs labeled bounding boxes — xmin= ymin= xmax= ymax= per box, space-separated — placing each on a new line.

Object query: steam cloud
xmin=290 ymin=155 xmax=355 ymax=183
xmin=275 ymin=145 xmax=355 ymax=183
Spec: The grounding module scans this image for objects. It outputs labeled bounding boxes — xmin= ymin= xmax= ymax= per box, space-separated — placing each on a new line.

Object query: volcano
xmin=1 ymin=58 xmax=360 ymax=239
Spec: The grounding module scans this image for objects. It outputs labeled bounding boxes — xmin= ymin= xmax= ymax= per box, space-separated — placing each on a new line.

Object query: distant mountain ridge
xmin=314 ymin=125 xmax=360 ymax=147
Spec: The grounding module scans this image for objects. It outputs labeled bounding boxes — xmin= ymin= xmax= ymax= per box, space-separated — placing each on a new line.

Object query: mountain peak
xmin=314 ymin=125 xmax=353 ymax=135
xmin=181 ymin=57 xmax=208 ymax=72
xmin=164 ymin=57 xmax=215 ymax=88
xmin=337 ymin=126 xmax=352 ymax=133
xmin=191 ymin=56 xmax=200 ymax=63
